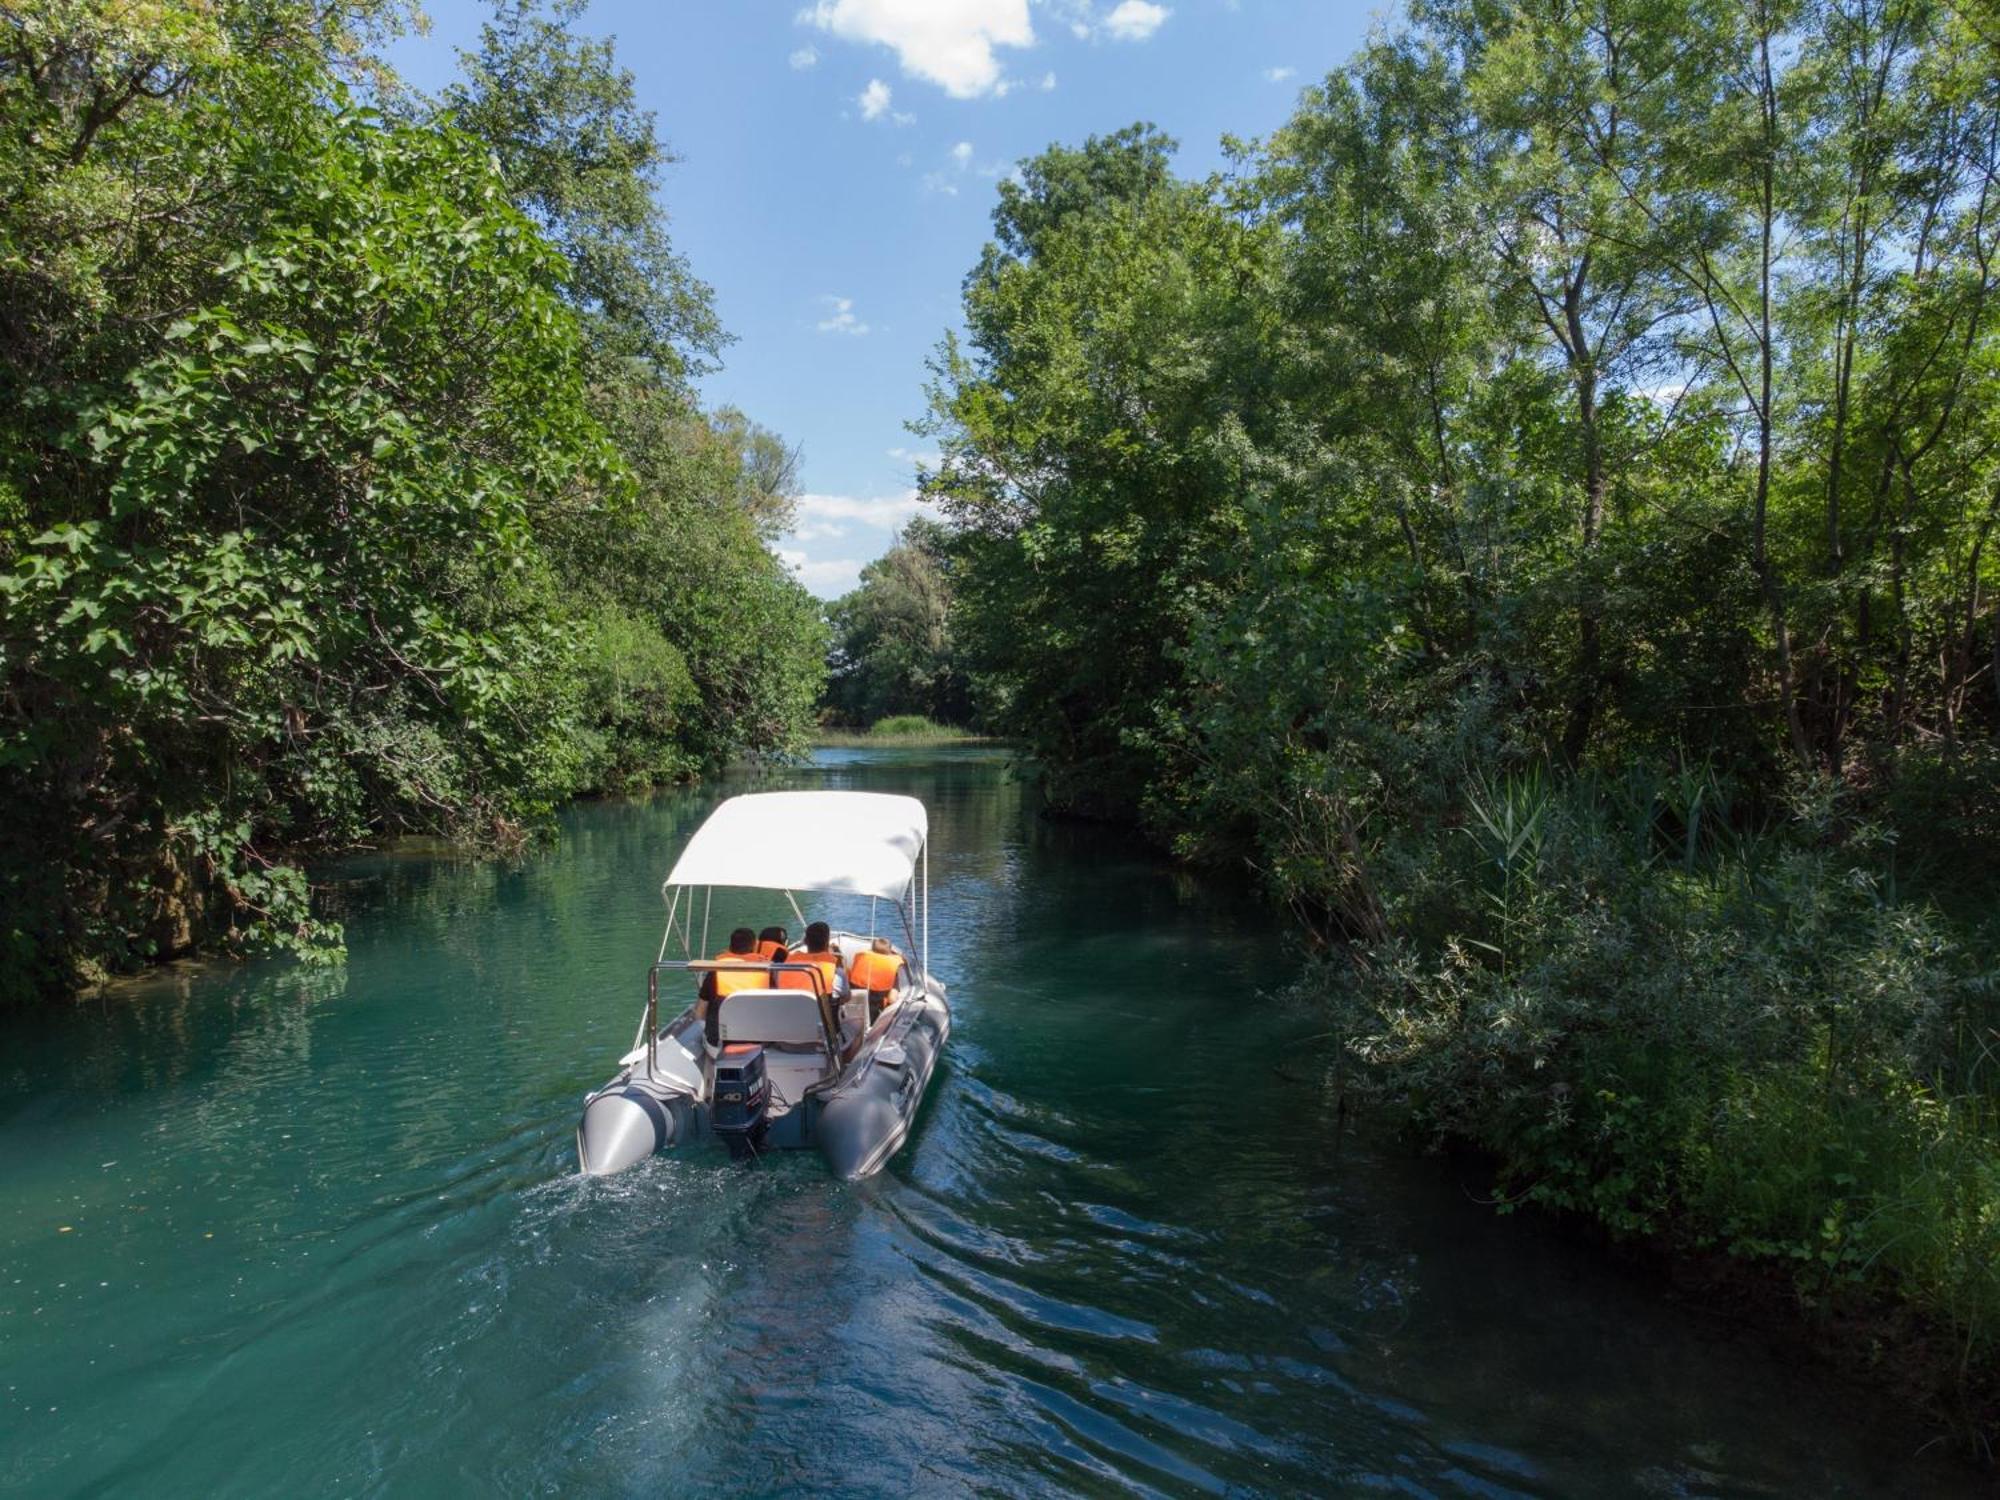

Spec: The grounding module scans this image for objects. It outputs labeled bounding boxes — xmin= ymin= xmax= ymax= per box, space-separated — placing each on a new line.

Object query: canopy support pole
xmin=921 ymin=838 xmax=929 ymax=985
xmin=784 ymin=889 xmax=807 ymax=930
xmin=897 ymin=888 xmax=918 ymax=962
xmin=657 ymin=887 xmax=682 ymax=964
xmin=701 ymin=886 xmax=712 ymax=957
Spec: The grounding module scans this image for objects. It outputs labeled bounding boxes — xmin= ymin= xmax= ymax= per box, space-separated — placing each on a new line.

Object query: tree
xmin=1 ymin=9 xmax=615 ymax=994
xmin=442 ymin=0 xmax=722 ymax=381
xmin=710 ymin=405 xmax=803 ymax=540
xmin=1416 ymin=0 xmax=1721 ymax=764
xmin=446 ymin=0 xmax=826 ymax=779
xmin=824 ymin=518 xmax=969 ymax=727
xmin=0 ymin=0 xmax=826 ymax=1002
xmin=925 ymin=124 xmax=1275 ymax=814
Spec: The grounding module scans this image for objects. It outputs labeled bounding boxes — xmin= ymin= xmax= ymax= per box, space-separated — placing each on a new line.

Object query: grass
xmin=813 ymin=715 xmax=1004 ymax=747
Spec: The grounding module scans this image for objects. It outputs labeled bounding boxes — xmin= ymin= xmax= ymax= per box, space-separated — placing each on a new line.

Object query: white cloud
xmin=921 ymin=172 xmax=960 ymax=196
xmin=805 ymin=0 xmax=1034 ymax=99
xmin=858 ymin=78 xmax=893 ymax=120
xmin=1104 ymin=1 xmax=1169 ymax=41
xmin=790 ymin=45 xmax=819 ymax=69
xmin=781 ymin=489 xmax=941 ymax=595
xmin=888 ymin=446 xmax=941 ymax=471
xmin=817 ymin=296 xmax=870 ymax=335
xmin=1635 ymin=380 xmax=1690 ymax=406
xmin=795 ymin=490 xmax=935 ymax=527
xmin=788 ymin=520 xmax=850 ymax=543
xmin=777 ymin=547 xmax=868 ymax=597
xmin=951 ymin=140 xmax=974 ymax=168
xmin=1265 ymin=65 xmax=1295 ymax=83
xmin=892 ymin=109 xmax=917 ymax=126
xmin=988 ymin=66 xmax=1054 ymax=97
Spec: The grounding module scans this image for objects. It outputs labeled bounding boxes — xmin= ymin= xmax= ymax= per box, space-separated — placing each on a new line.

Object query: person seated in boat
xmin=766 ymin=942 xmax=799 ymax=989
xmin=777 ymin=921 xmax=844 ymax=1000
xmin=755 ymin=925 xmax=788 ymax=959
xmin=701 ymin=927 xmax=766 ymax=1047
xmin=847 ymin=935 xmax=905 ymax=1024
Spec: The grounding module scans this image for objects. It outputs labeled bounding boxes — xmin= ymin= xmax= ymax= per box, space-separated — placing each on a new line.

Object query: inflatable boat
xmin=576 ymin=791 xmax=950 ymax=1180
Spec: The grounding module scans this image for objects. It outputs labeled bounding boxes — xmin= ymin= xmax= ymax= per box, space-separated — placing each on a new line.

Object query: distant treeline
xmin=819 ymin=517 xmax=975 ymax=730
xmin=927 ymin=1 xmax=2000 ymax=1424
xmin=0 ymin=0 xmax=825 ymax=1001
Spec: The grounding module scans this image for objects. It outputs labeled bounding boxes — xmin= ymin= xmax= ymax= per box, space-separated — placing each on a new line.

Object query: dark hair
xmin=805 ymin=921 xmax=830 ymax=951
xmin=769 ymin=946 xmax=789 ymax=963
xmin=758 ymin=925 xmax=787 ymax=946
xmin=728 ymin=927 xmax=757 ymax=954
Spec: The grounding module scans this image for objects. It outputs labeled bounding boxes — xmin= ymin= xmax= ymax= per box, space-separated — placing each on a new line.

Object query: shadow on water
xmin=0 ymin=746 xmax=1981 ymax=1496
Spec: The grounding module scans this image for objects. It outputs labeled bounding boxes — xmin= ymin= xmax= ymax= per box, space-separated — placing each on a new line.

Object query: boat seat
xmin=717 ymin=989 xmax=831 ymax=1052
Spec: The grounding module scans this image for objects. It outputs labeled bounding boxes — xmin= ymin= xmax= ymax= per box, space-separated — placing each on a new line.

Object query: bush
xmin=870 ymin=715 xmax=959 ymax=739
xmin=1322 ymin=771 xmax=2000 ymax=1377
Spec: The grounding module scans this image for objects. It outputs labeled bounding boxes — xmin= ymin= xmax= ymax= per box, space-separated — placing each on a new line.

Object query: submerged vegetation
xmin=0 ymin=0 xmax=824 ymax=1002
xmin=923 ymin=0 xmax=2000 ymax=1423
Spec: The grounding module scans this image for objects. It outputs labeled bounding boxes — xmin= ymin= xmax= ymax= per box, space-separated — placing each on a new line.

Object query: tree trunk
xmin=1561 ymin=277 xmax=1606 ymax=769
xmin=1753 ymin=14 xmax=1812 ymax=766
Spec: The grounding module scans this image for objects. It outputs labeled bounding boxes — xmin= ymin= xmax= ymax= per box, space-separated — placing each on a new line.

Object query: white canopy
xmin=664 ymin=791 xmax=928 ymax=901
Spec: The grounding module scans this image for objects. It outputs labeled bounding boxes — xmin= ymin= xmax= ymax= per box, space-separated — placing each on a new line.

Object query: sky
xmin=391 ymin=1 xmax=1386 ymax=598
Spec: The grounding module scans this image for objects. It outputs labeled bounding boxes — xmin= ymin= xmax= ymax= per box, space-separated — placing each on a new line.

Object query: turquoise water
xmin=0 ymin=748 xmax=1975 ymax=1495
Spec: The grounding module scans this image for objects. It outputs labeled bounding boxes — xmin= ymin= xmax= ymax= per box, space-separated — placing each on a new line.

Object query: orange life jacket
xmin=754 ymin=939 xmax=784 ymax=959
xmin=760 ymin=950 xmax=804 ymax=992
xmin=710 ymin=950 xmax=766 ymax=997
xmin=780 ymin=951 xmax=840 ymax=995
xmin=848 ymin=948 xmax=904 ymax=994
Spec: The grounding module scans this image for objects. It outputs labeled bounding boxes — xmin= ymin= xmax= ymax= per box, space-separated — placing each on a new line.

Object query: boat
xmin=576 ymin=790 xmax=950 ymax=1180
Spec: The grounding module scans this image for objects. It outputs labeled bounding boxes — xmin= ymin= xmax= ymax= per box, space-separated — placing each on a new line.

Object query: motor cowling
xmin=710 ymin=1043 xmax=769 ymax=1159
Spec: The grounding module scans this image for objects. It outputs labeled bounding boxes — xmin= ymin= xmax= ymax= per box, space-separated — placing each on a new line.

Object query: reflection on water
xmin=0 ymin=748 xmax=1975 ymax=1496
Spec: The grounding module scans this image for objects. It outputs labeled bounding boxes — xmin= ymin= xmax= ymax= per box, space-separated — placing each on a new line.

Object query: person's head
xmin=871 ymin=935 xmax=893 ymax=954
xmin=769 ymin=945 xmax=789 ymax=962
xmin=805 ymin=921 xmax=830 ymax=952
xmin=759 ymin=925 xmax=787 ymax=948
xmin=728 ymin=927 xmax=756 ymax=955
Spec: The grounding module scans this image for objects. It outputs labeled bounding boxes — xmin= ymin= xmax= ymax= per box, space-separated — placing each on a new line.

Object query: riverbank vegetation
xmin=819 ymin=517 xmax=975 ymax=732
xmin=0 ymin=0 xmax=824 ymax=1004
xmin=813 ymin=716 xmax=997 ymax=748
xmin=924 ymin=1 xmax=2000 ymax=1427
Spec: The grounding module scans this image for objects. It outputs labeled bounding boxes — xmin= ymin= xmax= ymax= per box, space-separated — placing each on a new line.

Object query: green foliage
xmin=0 ymin=0 xmax=823 ymax=1002
xmin=870 ymin=715 xmax=955 ymax=739
xmin=923 ymin=0 xmax=2000 ymax=1408
xmin=823 ymin=518 xmax=972 ymax=728
xmin=556 ymin=374 xmax=826 ymax=772
xmin=927 ymin=124 xmax=1278 ymax=815
xmin=441 ymin=0 xmax=722 ymax=380
xmin=1326 ymin=773 xmax=2000 ymax=1370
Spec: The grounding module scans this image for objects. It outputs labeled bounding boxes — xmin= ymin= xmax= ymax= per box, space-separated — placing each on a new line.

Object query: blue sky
xmin=392 ymin=1 xmax=1384 ymax=596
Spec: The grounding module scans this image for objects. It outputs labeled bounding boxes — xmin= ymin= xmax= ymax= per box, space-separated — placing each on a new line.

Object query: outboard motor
xmin=711 ymin=1042 xmax=769 ymax=1160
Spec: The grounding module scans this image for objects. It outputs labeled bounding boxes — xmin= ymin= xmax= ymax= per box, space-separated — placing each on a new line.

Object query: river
xmin=0 ymin=747 xmax=1976 ymax=1496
